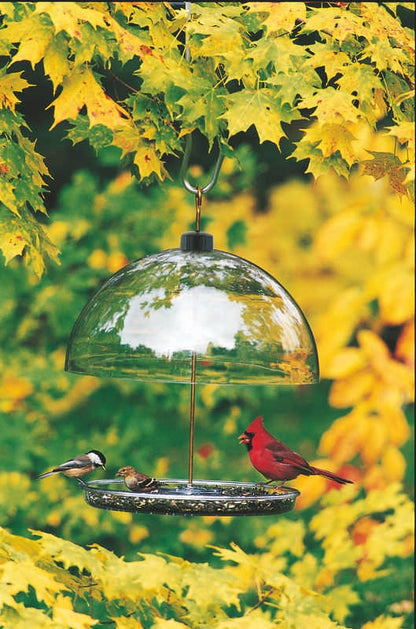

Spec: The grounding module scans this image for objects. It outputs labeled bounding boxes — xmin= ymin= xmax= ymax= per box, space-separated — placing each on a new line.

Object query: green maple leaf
xmin=246 ymin=35 xmax=307 ymax=76
xmin=291 ymin=140 xmax=350 ymax=179
xmin=176 ymin=76 xmax=226 ymax=143
xmin=220 ymin=88 xmax=301 ymax=146
xmin=362 ymin=39 xmax=410 ymax=74
xmin=267 ymin=68 xmax=320 ymax=107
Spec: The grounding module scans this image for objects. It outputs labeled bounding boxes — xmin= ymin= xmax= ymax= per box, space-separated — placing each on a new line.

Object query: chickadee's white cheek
xmin=88 ymin=453 xmax=103 ymax=466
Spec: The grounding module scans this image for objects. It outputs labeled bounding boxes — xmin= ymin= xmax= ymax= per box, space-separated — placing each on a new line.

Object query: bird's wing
xmin=265 ymin=442 xmax=313 ymax=472
xmin=55 ymin=455 xmax=91 ymax=472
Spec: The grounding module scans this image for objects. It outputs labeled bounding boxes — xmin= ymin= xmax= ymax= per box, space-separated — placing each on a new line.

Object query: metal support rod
xmin=195 ymin=186 xmax=202 ymax=231
xmin=188 ymin=351 xmax=197 ymax=486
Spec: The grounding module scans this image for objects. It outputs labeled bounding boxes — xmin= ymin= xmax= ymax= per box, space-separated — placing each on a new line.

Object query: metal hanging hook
xmin=180 ymin=134 xmax=224 ymax=195
xmin=180 ymin=1 xmax=224 ymax=196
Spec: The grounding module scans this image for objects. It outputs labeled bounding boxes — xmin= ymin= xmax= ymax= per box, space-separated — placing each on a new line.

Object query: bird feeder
xmin=65 ymin=158 xmax=318 ymax=515
xmin=64 ymin=3 xmax=319 ymax=516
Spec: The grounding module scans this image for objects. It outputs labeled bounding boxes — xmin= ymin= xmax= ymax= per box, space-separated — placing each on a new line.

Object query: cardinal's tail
xmin=311 ymin=466 xmax=353 ymax=485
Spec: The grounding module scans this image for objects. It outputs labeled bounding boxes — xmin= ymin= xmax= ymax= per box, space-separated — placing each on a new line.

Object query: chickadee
xmin=116 ymin=465 xmax=159 ymax=491
xmin=37 ymin=450 xmax=106 ymax=479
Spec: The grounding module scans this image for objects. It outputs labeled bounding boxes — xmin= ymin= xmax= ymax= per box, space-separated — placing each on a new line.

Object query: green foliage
xmin=0 ymin=1 xmax=414 ymax=275
xmin=0 ymin=484 xmax=413 ymax=628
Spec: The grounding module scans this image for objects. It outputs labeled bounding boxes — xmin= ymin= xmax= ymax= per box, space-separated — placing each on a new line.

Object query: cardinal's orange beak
xmin=239 ymin=432 xmax=249 ymax=444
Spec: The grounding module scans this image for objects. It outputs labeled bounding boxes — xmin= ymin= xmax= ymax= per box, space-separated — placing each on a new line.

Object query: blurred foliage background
xmin=0 ymin=2 xmax=414 ymax=628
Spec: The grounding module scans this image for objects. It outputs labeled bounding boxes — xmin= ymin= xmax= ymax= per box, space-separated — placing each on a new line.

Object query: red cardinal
xmin=239 ymin=416 xmax=353 ymax=486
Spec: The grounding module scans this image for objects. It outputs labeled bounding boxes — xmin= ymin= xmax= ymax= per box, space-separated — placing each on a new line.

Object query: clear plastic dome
xmin=65 ymin=247 xmax=319 ymax=385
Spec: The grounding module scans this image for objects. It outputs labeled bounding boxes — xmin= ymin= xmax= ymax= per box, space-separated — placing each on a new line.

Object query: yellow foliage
xmin=128 ymin=524 xmax=149 ymax=545
xmin=361 ymin=616 xmax=406 ymax=629
xmin=107 ymin=251 xmax=129 ymax=274
xmin=179 ymin=523 xmax=213 ymax=549
xmin=381 ymin=446 xmax=407 ymax=482
xmin=46 ymin=220 xmax=69 ymax=246
xmin=111 ymin=511 xmax=132 ymax=525
xmin=153 ymin=457 xmax=170 ymax=478
xmin=87 ymin=248 xmax=107 ymax=270
xmin=0 ymin=483 xmax=413 ymax=627
xmin=0 ymin=372 xmax=33 ymax=412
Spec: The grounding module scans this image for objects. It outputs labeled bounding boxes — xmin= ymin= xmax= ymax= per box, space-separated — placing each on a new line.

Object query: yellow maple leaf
xmin=133 ymin=144 xmax=165 ymax=180
xmin=250 ymin=2 xmax=307 ymax=34
xmin=0 ymin=559 xmax=59 ymax=606
xmin=0 ymin=70 xmax=31 ymax=111
xmin=305 ymin=122 xmax=358 ymax=167
xmin=49 ymin=66 xmax=131 ymax=131
xmin=35 ymin=2 xmax=107 ymax=38
xmin=0 ymin=231 xmax=26 ymax=265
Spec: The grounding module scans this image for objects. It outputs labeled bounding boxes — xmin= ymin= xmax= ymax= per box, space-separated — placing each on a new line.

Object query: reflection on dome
xmin=65 ymin=248 xmax=319 ymax=384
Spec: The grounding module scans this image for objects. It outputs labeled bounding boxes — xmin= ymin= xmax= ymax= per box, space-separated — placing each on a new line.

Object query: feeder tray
xmin=80 ymin=478 xmax=300 ymax=516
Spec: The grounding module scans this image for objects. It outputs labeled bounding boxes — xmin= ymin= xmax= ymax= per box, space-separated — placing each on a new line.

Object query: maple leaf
xmin=0 ymin=6 xmax=61 ymax=72
xmin=49 ymin=66 xmax=131 ymax=131
xmin=251 ymin=1 xmax=307 ymax=34
xmin=0 ymin=559 xmax=60 ymax=606
xmin=301 ymin=6 xmax=370 ymax=44
xmin=0 ymin=69 xmax=31 ymax=112
xmin=300 ymin=87 xmax=361 ymax=125
xmin=133 ymin=144 xmax=166 ymax=180
xmin=291 ymin=139 xmax=350 ymax=179
xmin=220 ymin=88 xmax=300 ymax=147
xmin=52 ymin=594 xmax=99 ymax=628
xmin=29 ymin=529 xmax=103 ymax=574
xmin=385 ymin=122 xmax=415 ymax=151
xmin=176 ymin=78 xmax=226 ymax=144
xmin=361 ymin=151 xmax=410 ymax=196
xmin=304 ymin=42 xmax=352 ymax=82
xmin=302 ymin=122 xmax=357 ymax=167
xmin=361 ymin=39 xmax=411 ymax=75
xmin=34 ymin=1 xmax=107 ymax=39
xmin=42 ymin=33 xmax=72 ymax=93
xmin=0 ymin=229 xmax=26 ymax=264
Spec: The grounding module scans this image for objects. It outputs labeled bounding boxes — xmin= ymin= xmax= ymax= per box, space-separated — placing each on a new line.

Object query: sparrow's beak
xmin=115 ymin=471 xmax=121 ymax=477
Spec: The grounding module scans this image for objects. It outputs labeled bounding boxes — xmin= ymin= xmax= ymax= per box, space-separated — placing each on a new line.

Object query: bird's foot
xmin=270 ymin=484 xmax=291 ymax=493
xmin=256 ymin=481 xmax=292 ymax=493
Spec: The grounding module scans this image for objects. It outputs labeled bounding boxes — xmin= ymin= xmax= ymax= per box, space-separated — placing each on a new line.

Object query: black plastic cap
xmin=180 ymin=231 xmax=214 ymax=252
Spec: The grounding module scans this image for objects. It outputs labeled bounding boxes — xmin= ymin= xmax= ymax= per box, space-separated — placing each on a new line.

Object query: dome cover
xmin=65 ymin=247 xmax=319 ymax=385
